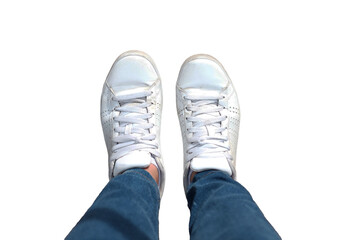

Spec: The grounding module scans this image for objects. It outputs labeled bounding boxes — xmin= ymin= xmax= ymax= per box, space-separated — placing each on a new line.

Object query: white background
xmin=0 ymin=0 xmax=338 ymax=239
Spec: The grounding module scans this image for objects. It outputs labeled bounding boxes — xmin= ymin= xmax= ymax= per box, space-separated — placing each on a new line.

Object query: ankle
xmin=144 ymin=164 xmax=159 ymax=184
xmin=190 ymin=171 xmax=197 ymax=182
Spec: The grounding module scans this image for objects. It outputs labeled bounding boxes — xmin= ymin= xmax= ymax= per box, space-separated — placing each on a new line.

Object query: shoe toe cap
xmin=177 ymin=54 xmax=230 ymax=92
xmin=106 ymin=51 xmax=159 ymax=94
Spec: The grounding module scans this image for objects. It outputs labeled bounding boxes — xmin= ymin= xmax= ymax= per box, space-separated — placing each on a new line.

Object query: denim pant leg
xmin=66 ymin=169 xmax=160 ymax=240
xmin=187 ymin=170 xmax=281 ymax=240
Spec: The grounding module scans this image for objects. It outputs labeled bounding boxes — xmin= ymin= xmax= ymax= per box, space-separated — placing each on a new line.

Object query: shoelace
xmin=185 ymin=95 xmax=232 ymax=161
xmin=111 ymin=91 xmax=160 ymax=160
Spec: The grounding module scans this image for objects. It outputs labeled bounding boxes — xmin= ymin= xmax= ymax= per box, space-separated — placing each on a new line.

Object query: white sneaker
xmin=101 ymin=50 xmax=165 ymax=197
xmin=176 ymin=54 xmax=240 ymax=192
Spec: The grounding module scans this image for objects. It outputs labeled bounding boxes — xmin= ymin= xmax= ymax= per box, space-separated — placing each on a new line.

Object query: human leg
xmin=66 ymin=168 xmax=160 ymax=240
xmin=187 ymin=170 xmax=281 ymax=240
xmin=67 ymin=50 xmax=165 ymax=239
xmin=176 ymin=54 xmax=280 ymax=239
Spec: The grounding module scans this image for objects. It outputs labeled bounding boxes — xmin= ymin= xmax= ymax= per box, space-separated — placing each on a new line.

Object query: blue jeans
xmin=66 ymin=169 xmax=281 ymax=240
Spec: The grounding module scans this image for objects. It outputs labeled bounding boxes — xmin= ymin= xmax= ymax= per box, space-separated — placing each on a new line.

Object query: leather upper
xmin=101 ymin=51 xmax=165 ymax=197
xmin=176 ymin=54 xmax=241 ymax=192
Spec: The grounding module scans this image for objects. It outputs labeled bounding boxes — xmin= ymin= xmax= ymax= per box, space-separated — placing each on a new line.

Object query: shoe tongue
xmin=192 ymin=100 xmax=221 ymax=137
xmin=113 ymin=151 xmax=152 ymax=176
xmin=189 ymin=99 xmax=232 ymax=176
xmin=119 ymin=96 xmax=147 ymax=114
xmin=191 ymin=153 xmax=232 ymax=176
xmin=119 ymin=96 xmax=148 ymax=136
